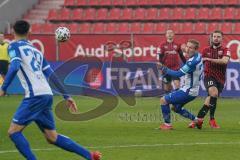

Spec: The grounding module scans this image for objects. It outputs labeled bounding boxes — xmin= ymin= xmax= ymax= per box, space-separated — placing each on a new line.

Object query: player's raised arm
xmin=0 ymin=45 xmax=22 ymax=96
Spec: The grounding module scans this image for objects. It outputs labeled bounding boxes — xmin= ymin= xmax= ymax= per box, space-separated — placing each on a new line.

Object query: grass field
xmin=0 ymin=95 xmax=240 ymax=160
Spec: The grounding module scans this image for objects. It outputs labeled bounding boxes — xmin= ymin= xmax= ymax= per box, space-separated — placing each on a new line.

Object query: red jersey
xmin=202 ymin=46 xmax=230 ymax=85
xmin=159 ymin=41 xmax=182 ymax=70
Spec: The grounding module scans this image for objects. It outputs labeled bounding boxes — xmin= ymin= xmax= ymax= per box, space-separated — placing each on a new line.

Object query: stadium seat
xmin=234 ymin=8 xmax=240 ymax=19
xmin=125 ymin=0 xmax=138 ymax=6
xmin=64 ymin=0 xmax=75 ymax=7
xmin=233 ymin=23 xmax=240 ymax=34
xmin=67 ymin=23 xmax=79 ymax=33
xmin=92 ymin=23 xmax=105 ymax=33
xmin=214 ymin=0 xmax=225 ymax=5
xmin=148 ymin=0 xmax=161 ymax=5
xmin=98 ymin=0 xmax=112 ymax=6
xmin=158 ymin=8 xmax=171 ymax=20
xmin=138 ymin=0 xmax=150 ymax=6
xmin=96 ymin=8 xmax=108 ymax=20
xmin=223 ymin=8 xmax=235 ymax=20
xmin=59 ymin=8 xmax=71 ymax=21
xmin=83 ymin=8 xmax=96 ymax=20
xmin=197 ymin=8 xmax=209 ymax=20
xmin=88 ymin=0 xmax=99 ymax=6
xmin=194 ymin=23 xmax=206 ymax=33
xmin=146 ymin=8 xmax=158 ymax=20
xmin=108 ymin=8 xmax=121 ymax=20
xmin=160 ymin=0 xmax=174 ymax=5
xmin=171 ymin=8 xmax=184 ymax=20
xmin=106 ymin=23 xmax=117 ymax=33
xmin=130 ymin=23 xmax=142 ymax=33
xmin=220 ymin=23 xmax=233 ymax=34
xmin=207 ymin=23 xmax=220 ymax=34
xmin=112 ymin=0 xmax=125 ymax=6
xmin=31 ymin=23 xmax=42 ymax=34
xmin=79 ymin=23 xmax=91 ymax=33
xmin=133 ymin=8 xmax=146 ymax=20
xmin=120 ymin=8 xmax=133 ymax=20
xmin=175 ymin=0 xmax=188 ymax=5
xmin=226 ymin=0 xmax=239 ymax=5
xmin=181 ymin=23 xmax=194 ymax=34
xmin=188 ymin=0 xmax=200 ymax=5
xmin=142 ymin=23 xmax=154 ymax=33
xmin=72 ymin=9 xmax=83 ymax=21
xmin=155 ymin=23 xmax=168 ymax=34
xmin=168 ymin=23 xmax=180 ymax=33
xmin=76 ymin=0 xmax=88 ymax=6
xmin=210 ymin=8 xmax=223 ymax=20
xmin=184 ymin=8 xmax=196 ymax=20
xmin=42 ymin=23 xmax=56 ymax=34
xmin=201 ymin=0 xmax=212 ymax=5
xmin=118 ymin=23 xmax=130 ymax=33
xmin=48 ymin=9 xmax=58 ymax=21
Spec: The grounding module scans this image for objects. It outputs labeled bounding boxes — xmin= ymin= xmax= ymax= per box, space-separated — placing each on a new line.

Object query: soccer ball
xmin=55 ymin=27 xmax=70 ymax=42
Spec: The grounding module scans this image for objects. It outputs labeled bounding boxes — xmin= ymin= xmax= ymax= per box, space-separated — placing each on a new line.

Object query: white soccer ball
xmin=55 ymin=27 xmax=70 ymax=42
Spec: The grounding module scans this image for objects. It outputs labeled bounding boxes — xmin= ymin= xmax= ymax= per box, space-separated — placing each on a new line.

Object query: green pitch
xmin=0 ymin=95 xmax=240 ymax=160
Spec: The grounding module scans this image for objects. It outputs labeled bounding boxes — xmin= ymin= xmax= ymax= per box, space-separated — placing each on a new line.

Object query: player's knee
xmin=45 ymin=132 xmax=58 ymax=144
xmin=208 ymin=87 xmax=218 ymax=97
xmin=7 ymin=128 xmax=19 ymax=137
xmin=172 ymin=105 xmax=182 ymax=113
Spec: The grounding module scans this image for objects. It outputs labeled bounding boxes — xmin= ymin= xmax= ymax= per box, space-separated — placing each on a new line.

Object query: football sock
xmin=10 ymin=132 xmax=37 ymax=160
xmin=54 ymin=134 xmax=92 ymax=160
xmin=174 ymin=104 xmax=196 ymax=121
xmin=161 ymin=104 xmax=171 ymax=123
xmin=197 ymin=104 xmax=209 ymax=118
xmin=209 ymin=96 xmax=217 ymax=120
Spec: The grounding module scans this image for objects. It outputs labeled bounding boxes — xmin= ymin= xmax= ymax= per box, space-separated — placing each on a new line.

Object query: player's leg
xmin=208 ymin=86 xmax=220 ymax=128
xmin=163 ymin=75 xmax=173 ymax=93
xmin=173 ymin=104 xmax=196 ymax=121
xmin=35 ymin=109 xmax=101 ymax=160
xmin=159 ymin=96 xmax=172 ymax=130
xmin=197 ymin=96 xmax=210 ymax=119
xmin=8 ymin=123 xmax=37 ymax=160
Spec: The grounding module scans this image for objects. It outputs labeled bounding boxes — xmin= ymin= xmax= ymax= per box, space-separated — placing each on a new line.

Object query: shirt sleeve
xmin=42 ymin=57 xmax=51 ymax=71
xmin=201 ymin=48 xmax=207 ymax=58
xmin=8 ymin=44 xmax=22 ymax=62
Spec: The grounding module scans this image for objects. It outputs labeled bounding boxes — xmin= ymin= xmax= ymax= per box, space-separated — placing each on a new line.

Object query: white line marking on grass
xmin=1 ymin=141 xmax=240 ymax=154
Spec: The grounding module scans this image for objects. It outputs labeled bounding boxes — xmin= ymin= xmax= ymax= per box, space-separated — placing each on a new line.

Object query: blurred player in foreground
xmin=0 ymin=20 xmax=101 ymax=160
xmin=190 ymin=30 xmax=230 ymax=129
xmin=158 ymin=39 xmax=203 ymax=130
xmin=0 ymin=32 xmax=9 ymax=86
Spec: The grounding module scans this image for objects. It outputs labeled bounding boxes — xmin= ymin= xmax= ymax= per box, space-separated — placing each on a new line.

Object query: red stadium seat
xmin=67 ymin=23 xmax=79 ymax=33
xmin=184 ymin=8 xmax=196 ymax=20
xmin=155 ymin=23 xmax=168 ymax=34
xmin=142 ymin=23 xmax=154 ymax=33
xmin=207 ymin=23 xmax=220 ymax=34
xmin=106 ymin=23 xmax=117 ymax=33
xmin=223 ymin=8 xmax=235 ymax=20
xmin=168 ymin=23 xmax=180 ymax=33
xmin=171 ymin=8 xmax=184 ymax=20
xmin=79 ymin=23 xmax=91 ymax=33
xmin=108 ymin=8 xmax=121 ymax=20
xmin=120 ymin=8 xmax=133 ymax=20
xmin=214 ymin=0 xmax=225 ymax=5
xmin=197 ymin=8 xmax=209 ymax=20
xmin=133 ymin=8 xmax=146 ymax=20
xmin=42 ymin=23 xmax=56 ymax=34
xmin=83 ymin=8 xmax=96 ymax=20
xmin=138 ymin=0 xmax=149 ymax=5
xmin=233 ymin=23 xmax=240 ymax=34
xmin=130 ymin=23 xmax=142 ymax=33
xmin=98 ymin=0 xmax=112 ymax=6
xmin=88 ymin=0 xmax=99 ymax=6
xmin=72 ymin=9 xmax=83 ymax=21
xmin=189 ymin=0 xmax=200 ymax=5
xmin=76 ymin=0 xmax=88 ymax=6
xmin=59 ymin=8 xmax=71 ymax=21
xmin=175 ymin=0 xmax=188 ymax=5
xmin=92 ymin=23 xmax=105 ymax=33
xmin=146 ymin=8 xmax=158 ymax=20
xmin=201 ymin=0 xmax=212 ymax=5
xmin=158 ymin=8 xmax=171 ymax=20
xmin=210 ymin=8 xmax=223 ymax=20
xmin=64 ymin=0 xmax=75 ymax=6
xmin=118 ymin=23 xmax=130 ymax=33
xmin=125 ymin=0 xmax=138 ymax=6
xmin=194 ymin=23 xmax=206 ymax=33
xmin=112 ymin=0 xmax=125 ymax=6
xmin=96 ymin=8 xmax=108 ymax=20
xmin=148 ymin=0 xmax=161 ymax=5
xmin=31 ymin=23 xmax=42 ymax=34
xmin=160 ymin=0 xmax=174 ymax=5
xmin=181 ymin=23 xmax=194 ymax=34
xmin=48 ymin=9 xmax=58 ymax=21
xmin=226 ymin=0 xmax=238 ymax=5
xmin=220 ymin=23 xmax=233 ymax=34
xmin=234 ymin=8 xmax=240 ymax=19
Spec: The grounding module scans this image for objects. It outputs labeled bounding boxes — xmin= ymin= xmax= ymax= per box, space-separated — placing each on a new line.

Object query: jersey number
xmin=23 ymin=48 xmax=42 ymax=72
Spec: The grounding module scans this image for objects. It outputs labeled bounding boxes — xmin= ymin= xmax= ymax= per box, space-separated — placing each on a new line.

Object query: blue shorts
xmin=164 ymin=90 xmax=196 ymax=105
xmin=12 ymin=95 xmax=55 ymax=131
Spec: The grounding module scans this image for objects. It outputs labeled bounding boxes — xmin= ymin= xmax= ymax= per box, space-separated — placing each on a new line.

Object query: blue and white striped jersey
xmin=8 ymin=40 xmax=52 ymax=97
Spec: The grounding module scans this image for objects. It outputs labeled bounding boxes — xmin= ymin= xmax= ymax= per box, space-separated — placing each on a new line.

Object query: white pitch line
xmin=1 ymin=141 xmax=240 ymax=154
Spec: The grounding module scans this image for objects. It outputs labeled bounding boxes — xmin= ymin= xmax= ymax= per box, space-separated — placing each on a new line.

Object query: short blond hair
xmin=188 ymin=39 xmax=200 ymax=50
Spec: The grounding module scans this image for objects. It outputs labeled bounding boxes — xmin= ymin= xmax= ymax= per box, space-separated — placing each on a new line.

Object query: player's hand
xmin=0 ymin=89 xmax=5 ymax=97
xmin=156 ymin=62 xmax=163 ymax=68
xmin=66 ymin=98 xmax=78 ymax=113
xmin=181 ymin=43 xmax=187 ymax=52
